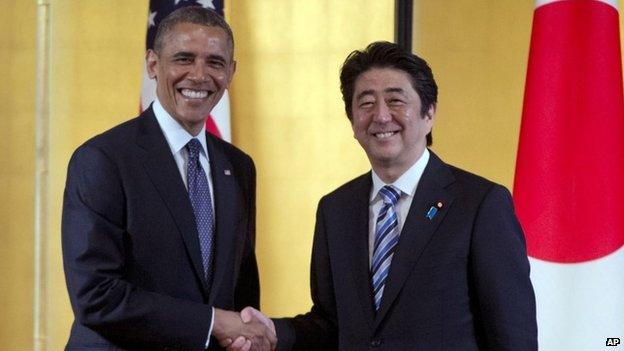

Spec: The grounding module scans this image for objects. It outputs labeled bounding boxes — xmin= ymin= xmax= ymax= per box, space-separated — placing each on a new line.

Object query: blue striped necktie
xmin=186 ymin=138 xmax=215 ymax=286
xmin=371 ymin=185 xmax=402 ymax=311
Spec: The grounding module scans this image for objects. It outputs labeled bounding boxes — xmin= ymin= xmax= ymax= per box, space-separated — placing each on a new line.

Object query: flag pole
xmin=395 ymin=0 xmax=413 ymax=52
xmin=34 ymin=0 xmax=51 ymax=350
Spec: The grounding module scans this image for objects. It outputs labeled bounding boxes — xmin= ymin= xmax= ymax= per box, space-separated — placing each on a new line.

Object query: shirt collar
xmin=152 ymin=98 xmax=209 ymax=158
xmin=370 ymin=148 xmax=430 ymax=202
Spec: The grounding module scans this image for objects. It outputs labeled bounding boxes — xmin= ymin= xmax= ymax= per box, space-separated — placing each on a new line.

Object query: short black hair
xmin=340 ymin=41 xmax=437 ymax=145
xmin=153 ymin=6 xmax=234 ymax=58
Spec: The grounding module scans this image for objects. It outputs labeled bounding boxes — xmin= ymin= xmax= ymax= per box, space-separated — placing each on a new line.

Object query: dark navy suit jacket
xmin=274 ymin=151 xmax=537 ymax=351
xmin=62 ymin=107 xmax=259 ymax=350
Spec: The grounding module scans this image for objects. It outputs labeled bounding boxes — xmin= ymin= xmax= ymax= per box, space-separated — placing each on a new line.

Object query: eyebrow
xmin=384 ymin=87 xmax=405 ymax=95
xmin=171 ymin=52 xmax=228 ymax=63
xmin=206 ymin=54 xmax=227 ymax=63
xmin=355 ymin=90 xmax=375 ymax=101
xmin=172 ymin=51 xmax=195 ymax=58
xmin=355 ymin=87 xmax=406 ymax=100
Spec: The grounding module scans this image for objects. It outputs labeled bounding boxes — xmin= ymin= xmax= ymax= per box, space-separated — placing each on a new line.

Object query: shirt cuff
xmin=205 ymin=307 xmax=215 ymax=348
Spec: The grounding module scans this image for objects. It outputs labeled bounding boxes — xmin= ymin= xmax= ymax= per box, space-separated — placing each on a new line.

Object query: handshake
xmin=213 ymin=307 xmax=276 ymax=351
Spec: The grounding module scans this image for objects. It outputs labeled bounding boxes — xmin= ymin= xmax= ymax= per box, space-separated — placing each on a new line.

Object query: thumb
xmin=240 ymin=306 xmax=256 ymax=323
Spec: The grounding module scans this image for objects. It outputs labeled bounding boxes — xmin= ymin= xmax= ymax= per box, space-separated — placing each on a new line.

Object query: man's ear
xmin=423 ymin=104 xmax=436 ymax=135
xmin=146 ymin=49 xmax=159 ymax=79
xmin=225 ymin=60 xmax=237 ymax=88
xmin=347 ymin=115 xmax=357 ymax=138
xmin=424 ymin=104 xmax=436 ymax=121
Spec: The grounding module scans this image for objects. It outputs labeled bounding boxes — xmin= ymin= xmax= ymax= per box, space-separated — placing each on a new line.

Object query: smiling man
xmin=62 ymin=7 xmax=275 ymax=351
xmin=231 ymin=41 xmax=537 ymax=351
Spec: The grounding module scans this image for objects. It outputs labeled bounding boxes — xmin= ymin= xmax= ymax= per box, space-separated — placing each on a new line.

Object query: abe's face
xmin=147 ymin=23 xmax=235 ymax=135
xmin=350 ymin=67 xmax=434 ymax=171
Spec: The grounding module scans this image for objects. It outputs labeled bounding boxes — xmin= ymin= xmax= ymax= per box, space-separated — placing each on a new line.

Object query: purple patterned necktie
xmin=186 ymin=138 xmax=215 ymax=286
xmin=371 ymin=185 xmax=402 ymax=311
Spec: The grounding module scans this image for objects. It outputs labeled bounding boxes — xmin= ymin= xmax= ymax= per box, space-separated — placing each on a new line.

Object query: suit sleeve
xmin=470 ymin=185 xmax=538 ymax=350
xmin=62 ymin=144 xmax=213 ymax=351
xmin=273 ymin=197 xmax=338 ymax=351
xmin=234 ymin=155 xmax=260 ymax=311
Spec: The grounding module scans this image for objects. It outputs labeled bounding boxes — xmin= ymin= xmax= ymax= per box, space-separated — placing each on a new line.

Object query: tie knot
xmin=379 ymin=185 xmax=401 ymax=206
xmin=186 ymin=138 xmax=202 ymax=159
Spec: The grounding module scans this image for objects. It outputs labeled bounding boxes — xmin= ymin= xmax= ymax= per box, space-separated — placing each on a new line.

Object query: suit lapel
xmin=205 ymin=134 xmax=240 ymax=303
xmin=136 ymin=108 xmax=207 ymax=294
xmin=343 ymin=174 xmax=376 ymax=328
xmin=373 ymin=151 xmax=456 ymax=328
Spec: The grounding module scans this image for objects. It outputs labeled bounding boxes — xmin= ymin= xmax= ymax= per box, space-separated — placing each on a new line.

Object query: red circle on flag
xmin=513 ymin=0 xmax=624 ymax=263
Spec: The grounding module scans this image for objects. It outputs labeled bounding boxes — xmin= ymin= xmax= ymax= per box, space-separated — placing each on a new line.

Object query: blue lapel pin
xmin=426 ymin=202 xmax=443 ymax=220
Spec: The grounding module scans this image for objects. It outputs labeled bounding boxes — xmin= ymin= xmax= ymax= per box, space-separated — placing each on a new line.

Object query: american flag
xmin=141 ymin=0 xmax=231 ymax=141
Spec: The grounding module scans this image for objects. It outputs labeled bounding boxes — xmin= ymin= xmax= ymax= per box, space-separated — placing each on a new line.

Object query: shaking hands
xmin=213 ymin=307 xmax=276 ymax=351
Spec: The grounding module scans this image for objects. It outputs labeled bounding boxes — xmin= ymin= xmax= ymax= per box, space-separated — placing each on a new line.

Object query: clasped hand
xmin=214 ymin=307 xmax=276 ymax=351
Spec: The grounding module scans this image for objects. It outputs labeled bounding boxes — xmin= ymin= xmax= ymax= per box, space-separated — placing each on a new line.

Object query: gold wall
xmin=0 ymin=2 xmax=37 ymax=350
xmin=415 ymin=1 xmax=534 ymax=187
xmin=45 ymin=3 xmax=148 ymax=350
xmin=2 ymin=1 xmax=621 ymax=350
xmin=228 ymin=1 xmax=393 ymax=316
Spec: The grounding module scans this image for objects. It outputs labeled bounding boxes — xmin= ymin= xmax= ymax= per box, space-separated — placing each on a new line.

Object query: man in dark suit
xmin=230 ymin=41 xmax=537 ymax=351
xmin=62 ymin=7 xmax=275 ymax=351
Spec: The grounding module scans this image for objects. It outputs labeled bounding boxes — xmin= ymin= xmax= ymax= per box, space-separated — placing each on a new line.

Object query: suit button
xmin=370 ymin=339 xmax=383 ymax=348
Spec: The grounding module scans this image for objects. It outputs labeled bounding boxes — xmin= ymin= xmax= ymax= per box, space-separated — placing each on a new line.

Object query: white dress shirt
xmin=368 ymin=149 xmax=430 ymax=265
xmin=152 ymin=98 xmax=215 ymax=348
xmin=153 ymin=99 xmax=215 ymax=203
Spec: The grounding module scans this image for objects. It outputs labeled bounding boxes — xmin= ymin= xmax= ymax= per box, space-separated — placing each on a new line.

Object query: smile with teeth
xmin=373 ymin=131 xmax=398 ymax=139
xmin=180 ymin=88 xmax=209 ymax=99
